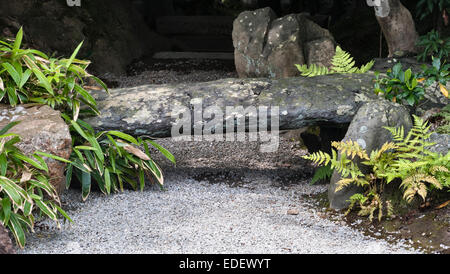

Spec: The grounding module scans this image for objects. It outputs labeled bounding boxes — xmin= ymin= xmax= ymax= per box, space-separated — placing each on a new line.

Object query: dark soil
xmin=303 ymin=187 xmax=450 ymax=254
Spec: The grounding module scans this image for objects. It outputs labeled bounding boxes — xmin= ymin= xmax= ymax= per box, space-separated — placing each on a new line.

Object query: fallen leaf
xmin=20 ymin=171 xmax=32 ymax=183
xmin=83 ymin=85 xmax=103 ymax=91
xmin=124 ymin=144 xmax=151 ymax=161
xmin=417 ymin=78 xmax=425 ymax=82
xmin=439 ymin=83 xmax=448 ymax=98
xmin=436 ymin=200 xmax=450 ymax=209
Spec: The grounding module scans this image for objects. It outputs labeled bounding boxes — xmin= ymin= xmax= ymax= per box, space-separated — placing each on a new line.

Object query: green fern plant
xmin=302 ymin=115 xmax=449 ymax=221
xmin=295 ymin=46 xmax=374 ymax=77
xmin=310 ymin=164 xmax=333 ymax=185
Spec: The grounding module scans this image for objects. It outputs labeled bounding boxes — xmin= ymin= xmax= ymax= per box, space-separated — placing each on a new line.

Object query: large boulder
xmin=0 ymin=222 xmax=14 ymax=254
xmin=328 ymin=100 xmax=413 ymax=210
xmin=0 ymin=105 xmax=72 ymax=194
xmin=232 ymin=7 xmax=336 ymax=78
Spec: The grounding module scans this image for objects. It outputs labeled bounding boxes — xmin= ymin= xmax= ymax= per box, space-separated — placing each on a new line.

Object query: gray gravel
xmin=17 ymin=178 xmax=419 ymax=254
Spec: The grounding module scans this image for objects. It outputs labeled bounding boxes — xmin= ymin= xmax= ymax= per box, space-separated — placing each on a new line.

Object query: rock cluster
xmin=232 ymin=7 xmax=336 ymax=78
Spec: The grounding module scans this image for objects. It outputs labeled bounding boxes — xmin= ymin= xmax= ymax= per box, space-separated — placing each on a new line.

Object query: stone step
xmin=155 ymin=16 xmax=234 ymax=36
xmin=170 ymin=35 xmax=234 ymax=52
xmin=152 ymin=51 xmax=234 ymax=60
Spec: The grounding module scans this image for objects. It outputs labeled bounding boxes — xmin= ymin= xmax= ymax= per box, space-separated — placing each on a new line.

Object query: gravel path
xmin=17 ymin=134 xmax=420 ymax=254
xmin=18 ymin=178 xmax=418 ymax=254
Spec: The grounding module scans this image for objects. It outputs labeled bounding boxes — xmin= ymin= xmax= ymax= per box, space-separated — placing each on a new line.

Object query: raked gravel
xmin=18 ymin=174 xmax=419 ymax=254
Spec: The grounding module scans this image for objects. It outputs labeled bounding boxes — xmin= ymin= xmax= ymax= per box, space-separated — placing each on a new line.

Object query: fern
xmin=302 ymin=115 xmax=450 ymax=222
xmin=295 ymin=64 xmax=330 ymax=77
xmin=310 ymin=164 xmax=334 ymax=185
xmin=295 ymin=46 xmax=374 ymax=77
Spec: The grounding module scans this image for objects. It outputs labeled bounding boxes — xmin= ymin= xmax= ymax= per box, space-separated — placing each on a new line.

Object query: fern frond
xmin=383 ymin=126 xmax=405 ymax=142
xmin=400 ymin=173 xmax=442 ymax=202
xmin=295 ymin=63 xmax=330 ymax=77
xmin=372 ymin=142 xmax=398 ymax=161
xmin=301 ymin=150 xmax=332 ymax=166
xmin=310 ymin=164 xmax=334 ymax=184
xmin=331 ymin=140 xmax=370 ymax=160
xmin=295 ymin=46 xmax=374 ymax=77
xmin=330 ymin=46 xmax=358 ymax=74
xmin=429 ymin=165 xmax=449 ymax=173
xmin=356 ymin=59 xmax=375 ymax=73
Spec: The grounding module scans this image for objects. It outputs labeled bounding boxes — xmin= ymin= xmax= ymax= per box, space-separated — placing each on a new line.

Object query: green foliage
xmin=419 ymin=56 xmax=450 ymax=98
xmin=0 ymin=27 xmax=107 ymax=120
xmin=62 ymin=115 xmax=175 ymax=201
xmin=0 ymin=28 xmax=175 ymax=202
xmin=416 ymin=30 xmax=450 ymax=62
xmin=302 ymin=116 xmax=450 ymax=221
xmin=416 ymin=0 xmax=450 ymax=21
xmin=295 ymin=64 xmax=330 ymax=77
xmin=374 ymin=63 xmax=426 ymax=106
xmin=295 ymin=46 xmax=374 ymax=77
xmin=0 ymin=122 xmax=72 ymax=248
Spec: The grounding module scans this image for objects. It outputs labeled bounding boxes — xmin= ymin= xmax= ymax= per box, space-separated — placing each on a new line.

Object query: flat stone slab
xmin=85 ymin=73 xmax=379 ymax=137
xmin=152 ymin=51 xmax=235 ymax=60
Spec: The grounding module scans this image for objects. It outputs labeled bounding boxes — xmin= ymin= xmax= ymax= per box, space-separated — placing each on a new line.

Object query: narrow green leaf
xmin=8 ymin=213 xmax=26 ymax=248
xmin=65 ymin=41 xmax=83 ymax=69
xmin=107 ymin=131 xmax=138 ymax=145
xmin=81 ymin=171 xmax=91 ymax=201
xmin=104 ymin=168 xmax=111 ymax=195
xmin=12 ymin=27 xmax=23 ymax=52
xmin=34 ymin=151 xmax=72 ymax=163
xmin=146 ymin=139 xmax=176 ymax=164
xmin=31 ymin=68 xmax=54 ymax=95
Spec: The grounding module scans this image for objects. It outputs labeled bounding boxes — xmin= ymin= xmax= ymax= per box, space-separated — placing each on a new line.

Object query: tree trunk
xmin=369 ymin=0 xmax=419 ymax=57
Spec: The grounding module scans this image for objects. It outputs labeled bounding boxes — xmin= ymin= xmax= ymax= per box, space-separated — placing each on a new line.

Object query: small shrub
xmin=416 ymin=0 xmax=450 ymax=21
xmin=0 ymin=122 xmax=72 ymax=248
xmin=416 ymin=30 xmax=450 ymax=62
xmin=0 ymin=28 xmax=175 ymax=202
xmin=302 ymin=116 xmax=450 ymax=222
xmin=419 ymin=56 xmax=449 ymax=98
xmin=63 ymin=116 xmax=175 ymax=201
xmin=295 ymin=46 xmax=374 ymax=77
xmin=374 ymin=63 xmax=426 ymax=106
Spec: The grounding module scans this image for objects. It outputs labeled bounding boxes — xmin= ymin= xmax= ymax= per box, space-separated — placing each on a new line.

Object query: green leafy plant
xmin=62 ymin=116 xmax=175 ymax=201
xmin=295 ymin=46 xmax=374 ymax=77
xmin=302 ymin=116 xmax=450 ymax=221
xmin=416 ymin=0 xmax=450 ymax=21
xmin=0 ymin=28 xmax=107 ymax=120
xmin=310 ymin=164 xmax=333 ymax=185
xmin=0 ymin=121 xmax=72 ymax=248
xmin=419 ymin=56 xmax=449 ymax=98
xmin=374 ymin=63 xmax=426 ymax=106
xmin=416 ymin=30 xmax=450 ymax=62
xmin=0 ymin=27 xmax=175 ymax=202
